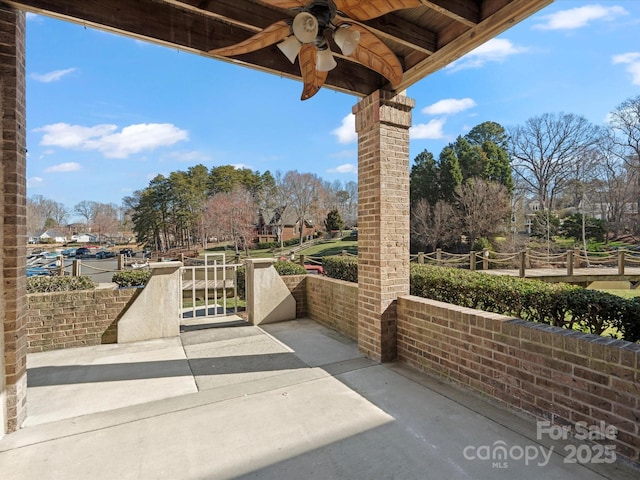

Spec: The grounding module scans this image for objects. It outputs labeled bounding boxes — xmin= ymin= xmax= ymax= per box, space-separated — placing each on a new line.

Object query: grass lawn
xmin=298 ymin=239 xmax=357 ymax=257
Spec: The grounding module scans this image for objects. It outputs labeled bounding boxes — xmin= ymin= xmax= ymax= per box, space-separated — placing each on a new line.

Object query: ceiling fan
xmin=209 ymin=0 xmax=421 ymax=100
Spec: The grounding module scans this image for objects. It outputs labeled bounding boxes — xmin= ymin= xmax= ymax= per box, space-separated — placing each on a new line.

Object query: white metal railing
xmin=180 ymin=253 xmax=239 ymax=319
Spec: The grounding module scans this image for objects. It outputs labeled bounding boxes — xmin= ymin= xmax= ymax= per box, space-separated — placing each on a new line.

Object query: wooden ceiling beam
xmin=398 ymin=0 xmax=554 ymax=91
xmin=5 ymin=0 xmax=385 ymax=96
xmin=419 ymin=0 xmax=479 ymax=27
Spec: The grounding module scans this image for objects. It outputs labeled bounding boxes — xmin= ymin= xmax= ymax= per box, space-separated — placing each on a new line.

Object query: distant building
xmin=71 ymin=233 xmax=98 ymax=243
xmin=30 ymin=229 xmax=68 ymax=244
xmin=256 ymin=207 xmax=316 ymax=244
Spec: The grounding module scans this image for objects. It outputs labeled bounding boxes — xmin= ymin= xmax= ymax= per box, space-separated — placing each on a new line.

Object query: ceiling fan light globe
xmin=316 ymin=47 xmax=337 ymax=72
xmin=292 ymin=12 xmax=319 ymax=43
xmin=277 ymin=36 xmax=302 ymax=63
xmin=334 ymin=28 xmax=360 ymax=56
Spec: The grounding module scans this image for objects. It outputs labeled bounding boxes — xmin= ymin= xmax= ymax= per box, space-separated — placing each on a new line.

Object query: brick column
xmin=353 ymin=90 xmax=414 ymax=362
xmin=0 ymin=4 xmax=27 ymax=433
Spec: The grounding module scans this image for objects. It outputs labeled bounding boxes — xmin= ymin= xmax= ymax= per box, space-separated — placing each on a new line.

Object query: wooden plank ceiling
xmin=5 ymin=0 xmax=553 ymax=98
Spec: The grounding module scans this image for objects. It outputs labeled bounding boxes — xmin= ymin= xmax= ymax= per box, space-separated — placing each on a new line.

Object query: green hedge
xmin=27 ymin=275 xmax=96 ymax=293
xmin=111 ymin=270 xmax=151 ymax=287
xmin=236 ymin=260 xmax=307 ymax=299
xmin=322 ymin=255 xmax=357 ymax=283
xmin=410 ymin=264 xmax=640 ymax=343
xmin=255 ymin=238 xmax=300 ymax=250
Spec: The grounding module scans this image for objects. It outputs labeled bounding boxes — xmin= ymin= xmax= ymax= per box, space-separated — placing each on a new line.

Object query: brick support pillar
xmin=0 ymin=4 xmax=27 ymax=433
xmin=353 ymin=90 xmax=414 ymax=362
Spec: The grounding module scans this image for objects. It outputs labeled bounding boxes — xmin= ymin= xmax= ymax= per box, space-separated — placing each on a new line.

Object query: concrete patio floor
xmin=0 ymin=316 xmax=637 ymax=479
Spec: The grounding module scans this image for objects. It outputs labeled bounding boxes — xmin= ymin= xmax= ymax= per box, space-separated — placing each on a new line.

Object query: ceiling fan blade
xmin=349 ymin=24 xmax=403 ymax=85
xmin=335 ymin=0 xmax=421 ymax=21
xmin=299 ymin=43 xmax=328 ymax=100
xmin=209 ymin=20 xmax=291 ymax=57
xmin=257 ymin=0 xmax=307 ymax=9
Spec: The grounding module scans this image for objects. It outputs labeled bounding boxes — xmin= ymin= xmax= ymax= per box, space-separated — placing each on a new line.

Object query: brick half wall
xmin=397 ymin=295 xmax=640 ymax=464
xmin=27 ymin=288 xmax=139 ymax=353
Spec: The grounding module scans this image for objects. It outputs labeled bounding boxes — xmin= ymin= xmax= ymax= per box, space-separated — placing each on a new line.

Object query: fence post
xmin=567 ymin=250 xmax=574 ymax=276
xmin=470 ymin=251 xmax=476 ymax=271
xmin=73 ymin=259 xmax=80 ymax=277
xmin=342 ymin=250 xmax=347 ymax=256
xmin=57 ymin=255 xmax=64 ymax=276
xmin=418 ymin=252 xmax=424 ymax=264
xmin=574 ymin=248 xmax=581 ymax=268
xmin=436 ymin=248 xmax=442 ymax=266
xmin=618 ymin=249 xmax=625 ymax=275
xmin=118 ymin=254 xmax=125 ymax=270
xmin=519 ymin=251 xmax=526 ymax=278
xmin=299 ymin=254 xmax=305 ymax=266
xmin=482 ymin=248 xmax=489 ymax=270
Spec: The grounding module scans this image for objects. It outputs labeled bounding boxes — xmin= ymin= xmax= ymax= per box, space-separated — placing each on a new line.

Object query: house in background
xmin=256 ymin=207 xmax=316 ymax=244
xmin=29 ymin=229 xmax=67 ymax=244
xmin=71 ymin=233 xmax=98 ymax=244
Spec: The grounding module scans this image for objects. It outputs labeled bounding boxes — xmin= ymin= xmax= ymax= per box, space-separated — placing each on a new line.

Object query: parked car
xmin=119 ymin=248 xmax=135 ymax=257
xmin=75 ymin=247 xmax=93 ymax=258
xmin=61 ymin=247 xmax=77 ymax=257
xmin=304 ymin=265 xmax=324 ymax=275
xmin=96 ymin=250 xmax=116 ymax=259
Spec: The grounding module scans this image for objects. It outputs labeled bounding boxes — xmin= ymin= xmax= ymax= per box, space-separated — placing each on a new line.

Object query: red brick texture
xmin=397 ymin=295 xmax=640 ymax=464
xmin=0 ymin=5 xmax=27 ymax=433
xmin=353 ymin=91 xmax=414 ymax=362
xmin=306 ymin=276 xmax=358 ymax=340
xmin=26 ymin=289 xmax=139 ymax=353
xmin=280 ymin=275 xmax=307 ymax=319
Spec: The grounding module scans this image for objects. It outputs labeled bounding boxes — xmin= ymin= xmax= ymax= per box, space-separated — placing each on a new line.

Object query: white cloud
xmin=447 ymin=38 xmax=526 ymax=72
xmin=613 ymin=52 xmax=640 ymax=85
xmin=332 ymin=114 xmax=357 ymax=144
xmin=533 ymin=5 xmax=628 ymax=30
xmin=422 ymin=98 xmax=476 ymax=116
xmin=327 ymin=163 xmax=357 ymax=174
xmin=27 ymin=177 xmax=43 ymax=188
xmin=410 ymin=119 xmax=447 ymax=140
xmin=35 ymin=122 xmax=189 ymax=159
xmin=45 ymin=162 xmax=81 ymax=173
xmin=31 ymin=68 xmax=77 ymax=83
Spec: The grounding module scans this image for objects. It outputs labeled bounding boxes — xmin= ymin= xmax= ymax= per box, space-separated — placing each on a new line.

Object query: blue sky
xmin=26 ymin=1 xmax=640 ymax=218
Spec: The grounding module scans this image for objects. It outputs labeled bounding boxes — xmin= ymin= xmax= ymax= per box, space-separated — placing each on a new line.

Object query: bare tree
xmin=509 ymin=113 xmax=602 ymax=211
xmin=285 ymin=170 xmax=323 ymax=245
xmin=455 ymin=178 xmax=510 ymax=245
xmin=609 ymin=95 xmax=640 ymax=165
xmin=410 ymin=199 xmax=459 ymax=252
xmin=92 ymin=203 xmax=120 ymax=243
xmin=204 ymin=186 xmax=257 ymax=254
xmin=269 ymin=170 xmax=294 ymax=249
xmin=74 ymin=200 xmax=98 ymax=226
xmin=27 ymin=195 xmax=68 ymax=232
xmin=591 ymin=131 xmax=637 ymax=237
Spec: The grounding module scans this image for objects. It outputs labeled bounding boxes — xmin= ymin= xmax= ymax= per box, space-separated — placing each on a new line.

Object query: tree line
xmin=123 ymin=165 xmax=357 ymax=253
xmin=410 ymin=95 xmax=640 ymax=253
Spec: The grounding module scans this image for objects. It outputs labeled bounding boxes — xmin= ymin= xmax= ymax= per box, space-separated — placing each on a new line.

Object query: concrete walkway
xmin=0 ymin=317 xmax=637 ymax=479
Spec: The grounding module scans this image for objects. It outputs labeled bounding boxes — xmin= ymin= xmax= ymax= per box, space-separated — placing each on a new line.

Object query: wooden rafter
xmin=4 ymin=0 xmax=554 ymax=98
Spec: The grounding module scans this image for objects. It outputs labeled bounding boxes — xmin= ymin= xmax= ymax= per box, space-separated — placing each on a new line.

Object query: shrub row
xmin=111 ymin=270 xmax=152 ymax=287
xmin=27 ymin=275 xmax=96 ymax=293
xmin=409 ymin=264 xmax=640 ymax=342
xmin=236 ymin=260 xmax=307 ymax=299
xmin=322 ymin=255 xmax=358 ymax=283
xmin=255 ymin=238 xmax=300 ymax=250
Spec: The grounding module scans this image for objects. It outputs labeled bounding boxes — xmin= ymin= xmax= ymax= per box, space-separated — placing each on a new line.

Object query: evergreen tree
xmin=410 ymin=150 xmax=439 ymax=206
xmin=439 ymin=147 xmax=463 ymax=203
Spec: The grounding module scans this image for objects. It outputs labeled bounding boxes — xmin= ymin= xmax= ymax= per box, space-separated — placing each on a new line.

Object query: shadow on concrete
xmin=180 ymin=318 xmax=248 ymax=332
xmin=28 ymin=352 xmax=308 ymax=387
